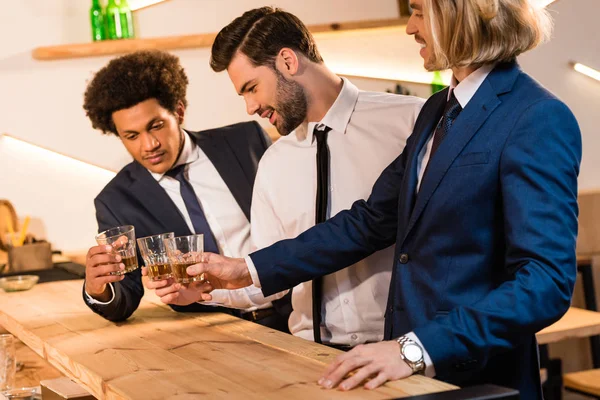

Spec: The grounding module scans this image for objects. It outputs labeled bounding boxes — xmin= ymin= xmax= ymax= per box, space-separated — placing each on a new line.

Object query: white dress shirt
xmin=87 ymin=131 xmax=280 ymax=311
xmin=249 ymin=78 xmax=424 ymax=345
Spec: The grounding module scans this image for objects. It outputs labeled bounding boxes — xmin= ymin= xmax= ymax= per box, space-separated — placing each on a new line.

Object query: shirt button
xmin=399 ymin=253 xmax=409 ymax=264
xmin=351 ymin=334 xmax=358 ymax=340
xmin=343 ymin=299 xmax=350 ymax=305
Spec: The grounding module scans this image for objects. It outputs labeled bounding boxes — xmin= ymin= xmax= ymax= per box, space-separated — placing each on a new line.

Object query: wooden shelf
xmin=32 ymin=17 xmax=409 ymax=61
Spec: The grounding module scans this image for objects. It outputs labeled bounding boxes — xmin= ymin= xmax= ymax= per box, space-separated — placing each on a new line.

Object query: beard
xmin=272 ymin=69 xmax=308 ymax=136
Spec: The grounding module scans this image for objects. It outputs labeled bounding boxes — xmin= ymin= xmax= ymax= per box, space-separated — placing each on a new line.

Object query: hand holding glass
xmin=95 ymin=225 xmax=138 ymax=275
xmin=164 ymin=234 xmax=205 ymax=284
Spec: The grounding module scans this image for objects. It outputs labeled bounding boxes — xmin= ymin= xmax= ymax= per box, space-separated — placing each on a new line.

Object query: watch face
xmin=404 ymin=343 xmax=422 ymax=362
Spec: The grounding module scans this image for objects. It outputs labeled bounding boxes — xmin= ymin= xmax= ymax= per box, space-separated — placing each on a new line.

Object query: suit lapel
xmin=397 ymin=92 xmax=448 ymax=233
xmin=192 ymin=131 xmax=252 ymax=221
xmin=402 ymin=77 xmax=503 ymax=243
xmin=128 ymin=162 xmax=192 ymax=236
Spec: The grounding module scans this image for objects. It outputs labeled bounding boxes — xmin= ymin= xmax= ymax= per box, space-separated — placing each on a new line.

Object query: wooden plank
xmin=308 ymin=17 xmax=408 ymax=34
xmin=0 ymin=280 xmax=456 ymax=399
xmin=40 ymin=377 xmax=95 ymax=400
xmin=564 ymin=369 xmax=600 ymax=397
xmin=32 ymin=18 xmax=408 ymax=61
xmin=536 ymin=307 xmax=600 ymax=344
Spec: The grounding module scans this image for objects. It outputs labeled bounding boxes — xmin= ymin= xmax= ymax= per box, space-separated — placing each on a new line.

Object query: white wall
xmin=0 ymin=135 xmax=115 ymax=252
xmin=1 ymin=0 xmax=598 ymax=251
xmin=519 ymin=0 xmax=600 ymax=190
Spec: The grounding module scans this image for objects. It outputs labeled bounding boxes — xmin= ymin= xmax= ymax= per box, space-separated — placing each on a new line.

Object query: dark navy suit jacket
xmin=83 ymin=121 xmax=271 ymax=321
xmin=250 ymin=62 xmax=581 ymax=397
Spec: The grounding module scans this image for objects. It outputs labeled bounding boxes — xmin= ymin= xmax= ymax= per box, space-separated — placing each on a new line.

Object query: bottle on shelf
xmin=119 ymin=0 xmax=135 ymax=39
xmin=90 ymin=0 xmax=106 ymax=42
xmin=106 ymin=0 xmax=123 ymax=40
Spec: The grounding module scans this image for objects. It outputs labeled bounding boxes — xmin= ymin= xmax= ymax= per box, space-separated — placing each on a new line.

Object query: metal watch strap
xmin=397 ymin=336 xmax=425 ymax=374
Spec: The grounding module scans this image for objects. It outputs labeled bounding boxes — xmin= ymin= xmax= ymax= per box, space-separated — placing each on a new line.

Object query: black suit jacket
xmin=83 ymin=121 xmax=270 ymax=321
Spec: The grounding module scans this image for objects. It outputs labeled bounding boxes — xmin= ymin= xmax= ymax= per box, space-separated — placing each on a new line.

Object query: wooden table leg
xmin=540 ymin=344 xmax=563 ymax=400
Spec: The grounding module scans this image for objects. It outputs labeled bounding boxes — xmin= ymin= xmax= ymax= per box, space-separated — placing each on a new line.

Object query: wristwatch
xmin=397 ymin=336 xmax=425 ymax=374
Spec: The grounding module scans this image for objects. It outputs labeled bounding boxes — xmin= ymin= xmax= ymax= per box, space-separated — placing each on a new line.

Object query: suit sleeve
xmin=249 ymin=132 xmax=415 ymax=296
xmin=413 ymin=99 xmax=581 ymax=377
xmin=82 ymin=197 xmax=144 ymax=322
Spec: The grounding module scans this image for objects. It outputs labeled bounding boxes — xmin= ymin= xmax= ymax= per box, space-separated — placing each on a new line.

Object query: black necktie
xmin=430 ymin=91 xmax=462 ymax=159
xmin=166 ymin=164 xmax=220 ymax=254
xmin=313 ymin=124 xmax=332 ymax=344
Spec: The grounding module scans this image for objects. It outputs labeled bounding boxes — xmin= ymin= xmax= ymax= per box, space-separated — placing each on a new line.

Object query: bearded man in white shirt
xmin=157 ymin=7 xmax=424 ymax=348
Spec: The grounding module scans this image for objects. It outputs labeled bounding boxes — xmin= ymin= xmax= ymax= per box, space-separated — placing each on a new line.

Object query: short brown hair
xmin=210 ymin=6 xmax=323 ymax=72
xmin=423 ymin=0 xmax=552 ymax=70
xmin=83 ymin=50 xmax=188 ymax=136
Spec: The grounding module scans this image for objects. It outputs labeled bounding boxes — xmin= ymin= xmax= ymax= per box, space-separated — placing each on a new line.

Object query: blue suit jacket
xmin=83 ymin=122 xmax=271 ymax=321
xmin=251 ymin=62 xmax=581 ymax=397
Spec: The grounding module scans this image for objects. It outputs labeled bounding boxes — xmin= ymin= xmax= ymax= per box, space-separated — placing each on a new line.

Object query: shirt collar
xmin=293 ymin=77 xmax=360 ymax=144
xmin=149 ymin=129 xmax=198 ymax=181
xmin=449 ymin=63 xmax=496 ymax=108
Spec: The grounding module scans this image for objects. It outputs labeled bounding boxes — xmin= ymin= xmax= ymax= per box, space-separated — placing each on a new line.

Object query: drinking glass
xmin=95 ymin=225 xmax=138 ymax=275
xmin=163 ymin=234 xmax=205 ymax=284
xmin=0 ymin=334 xmax=16 ymax=391
xmin=137 ymin=232 xmax=174 ymax=281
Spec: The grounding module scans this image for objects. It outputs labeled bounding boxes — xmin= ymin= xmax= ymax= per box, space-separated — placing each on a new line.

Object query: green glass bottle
xmin=431 ymin=70 xmax=446 ymax=95
xmin=90 ymin=0 xmax=106 ymax=41
xmin=119 ymin=0 xmax=135 ymax=39
xmin=106 ymin=0 xmax=123 ymax=40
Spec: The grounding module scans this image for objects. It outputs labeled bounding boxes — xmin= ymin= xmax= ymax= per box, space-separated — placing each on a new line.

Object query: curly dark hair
xmin=83 ymin=50 xmax=189 ymax=136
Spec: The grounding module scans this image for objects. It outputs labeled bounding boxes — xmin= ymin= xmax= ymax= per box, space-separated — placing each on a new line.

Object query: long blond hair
xmin=422 ymin=0 xmax=553 ymax=70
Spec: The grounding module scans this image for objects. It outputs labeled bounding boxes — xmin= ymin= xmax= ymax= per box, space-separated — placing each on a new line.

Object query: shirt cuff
xmin=84 ymin=283 xmax=115 ymax=305
xmin=405 ymin=331 xmax=436 ymax=378
xmin=245 ymin=255 xmax=262 ymax=288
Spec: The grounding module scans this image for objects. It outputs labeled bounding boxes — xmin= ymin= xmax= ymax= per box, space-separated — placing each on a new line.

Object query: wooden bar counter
xmin=0 ymin=280 xmax=456 ymax=399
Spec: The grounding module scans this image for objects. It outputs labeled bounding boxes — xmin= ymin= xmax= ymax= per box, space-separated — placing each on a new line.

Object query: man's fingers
xmin=87 ymin=245 xmax=112 ymax=258
xmin=364 ymin=371 xmax=389 ymax=390
xmin=141 ymin=266 xmax=148 ymax=276
xmin=91 ymin=263 xmax=124 ymax=277
xmin=339 ymin=364 xmax=378 ymax=391
xmin=112 ymin=235 xmax=129 ymax=248
xmin=160 ymin=292 xmax=180 ymax=304
xmin=199 ymin=293 xmax=213 ymax=301
xmin=145 ymin=279 xmax=171 ymax=290
xmin=155 ymin=283 xmax=182 ymax=298
xmin=320 ymin=354 xmax=367 ymax=389
xmin=187 ymin=263 xmax=211 ymax=276
xmin=321 ymin=355 xmax=347 ymax=381
xmin=188 ymin=281 xmax=213 ymax=292
xmin=200 ymin=252 xmax=219 ymax=263
xmin=89 ymin=253 xmax=121 ymax=267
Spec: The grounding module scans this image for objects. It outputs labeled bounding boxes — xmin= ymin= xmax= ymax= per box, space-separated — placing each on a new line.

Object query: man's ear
xmin=275 ymin=48 xmax=300 ymax=77
xmin=175 ymin=100 xmax=186 ymax=124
